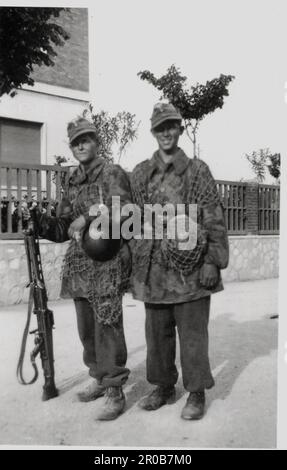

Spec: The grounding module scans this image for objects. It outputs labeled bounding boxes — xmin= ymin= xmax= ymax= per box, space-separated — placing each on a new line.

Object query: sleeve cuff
xmin=204 ymin=254 xmax=216 ymax=265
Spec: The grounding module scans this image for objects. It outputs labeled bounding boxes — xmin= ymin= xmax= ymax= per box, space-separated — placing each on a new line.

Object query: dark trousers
xmin=144 ymin=296 xmax=214 ymax=392
xmin=74 ymin=298 xmax=130 ymax=387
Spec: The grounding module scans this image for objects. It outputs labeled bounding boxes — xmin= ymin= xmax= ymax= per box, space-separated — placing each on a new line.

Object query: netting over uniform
xmin=130 ymin=157 xmax=221 ymax=275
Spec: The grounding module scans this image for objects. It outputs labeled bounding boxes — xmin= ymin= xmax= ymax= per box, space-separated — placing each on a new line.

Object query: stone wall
xmin=0 ymin=235 xmax=279 ymax=306
xmin=0 ymin=240 xmax=69 ymax=306
xmin=222 ymin=235 xmax=279 ymax=282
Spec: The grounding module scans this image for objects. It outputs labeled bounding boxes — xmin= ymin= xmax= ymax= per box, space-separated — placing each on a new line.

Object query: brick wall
xmin=32 ymin=8 xmax=89 ymax=92
xmin=245 ymin=182 xmax=259 ymax=233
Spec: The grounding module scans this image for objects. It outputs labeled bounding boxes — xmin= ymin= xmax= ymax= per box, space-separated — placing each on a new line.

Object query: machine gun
xmin=16 ymin=213 xmax=58 ymax=401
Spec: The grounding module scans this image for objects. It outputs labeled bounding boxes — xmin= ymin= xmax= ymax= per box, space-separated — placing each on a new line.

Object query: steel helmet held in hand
xmin=81 ymin=217 xmax=121 ymax=262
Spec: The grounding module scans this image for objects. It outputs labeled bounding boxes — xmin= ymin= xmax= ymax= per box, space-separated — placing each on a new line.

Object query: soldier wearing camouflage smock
xmin=129 ymin=103 xmax=229 ymax=420
xmin=38 ymin=118 xmax=131 ymax=421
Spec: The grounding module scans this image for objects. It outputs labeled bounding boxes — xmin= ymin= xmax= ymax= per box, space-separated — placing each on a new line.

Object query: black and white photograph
xmin=0 ymin=0 xmax=286 ymax=450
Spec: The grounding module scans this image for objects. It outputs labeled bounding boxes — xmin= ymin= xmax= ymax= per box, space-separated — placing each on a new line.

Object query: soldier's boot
xmin=181 ymin=391 xmax=205 ymax=420
xmin=139 ymin=386 xmax=176 ymax=411
xmin=96 ymin=386 xmax=126 ymax=421
xmin=77 ymin=380 xmax=106 ymax=402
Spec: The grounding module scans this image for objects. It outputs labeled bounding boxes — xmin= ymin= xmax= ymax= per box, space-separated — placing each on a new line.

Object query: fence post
xmin=245 ymin=182 xmax=259 ymax=234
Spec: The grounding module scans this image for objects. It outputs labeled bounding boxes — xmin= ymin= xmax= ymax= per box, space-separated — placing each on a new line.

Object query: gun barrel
xmin=17 ymin=230 xmax=58 ymax=401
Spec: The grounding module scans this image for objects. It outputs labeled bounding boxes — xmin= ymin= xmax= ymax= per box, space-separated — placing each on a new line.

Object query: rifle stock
xmin=17 ymin=221 xmax=58 ymax=401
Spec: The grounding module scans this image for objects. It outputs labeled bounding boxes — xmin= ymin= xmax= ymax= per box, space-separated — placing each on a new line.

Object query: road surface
xmin=0 ymin=279 xmax=278 ymax=448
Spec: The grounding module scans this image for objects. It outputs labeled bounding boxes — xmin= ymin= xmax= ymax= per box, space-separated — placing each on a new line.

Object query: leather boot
xmin=96 ymin=386 xmax=126 ymax=421
xmin=181 ymin=391 xmax=205 ymax=420
xmin=77 ymin=380 xmax=105 ymax=402
xmin=139 ymin=386 xmax=176 ymax=411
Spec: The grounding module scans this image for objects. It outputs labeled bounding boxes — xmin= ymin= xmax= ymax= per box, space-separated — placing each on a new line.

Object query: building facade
xmin=0 ymin=8 xmax=92 ymax=166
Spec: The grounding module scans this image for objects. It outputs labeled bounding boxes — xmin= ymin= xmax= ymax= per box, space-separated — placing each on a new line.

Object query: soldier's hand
xmin=199 ymin=263 xmax=219 ymax=289
xmin=68 ymin=215 xmax=86 ymax=239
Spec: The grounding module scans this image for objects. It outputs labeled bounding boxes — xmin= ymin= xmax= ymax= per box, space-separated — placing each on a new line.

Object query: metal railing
xmin=216 ymin=180 xmax=247 ymax=234
xmin=0 ymin=164 xmax=280 ymax=239
xmin=0 ymin=163 xmax=70 ymax=239
xmin=258 ymin=184 xmax=280 ymax=234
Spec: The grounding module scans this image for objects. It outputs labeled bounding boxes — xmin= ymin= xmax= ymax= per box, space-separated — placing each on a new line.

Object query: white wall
xmin=0 ymin=87 xmax=89 ymax=165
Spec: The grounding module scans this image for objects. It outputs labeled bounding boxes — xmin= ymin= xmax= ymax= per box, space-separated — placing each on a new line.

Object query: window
xmin=0 ymin=118 xmax=41 ymax=165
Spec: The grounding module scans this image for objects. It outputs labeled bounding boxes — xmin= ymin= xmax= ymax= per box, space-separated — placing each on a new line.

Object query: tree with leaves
xmin=138 ymin=65 xmax=234 ymax=157
xmin=245 ymin=149 xmax=281 ymax=183
xmin=0 ymin=7 xmax=69 ymax=97
xmin=83 ymin=104 xmax=140 ymax=163
xmin=267 ymin=153 xmax=281 ymax=181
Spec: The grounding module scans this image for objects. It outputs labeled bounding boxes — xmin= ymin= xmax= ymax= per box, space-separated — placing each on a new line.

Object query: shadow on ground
xmin=123 ymin=313 xmax=278 ymax=410
xmin=208 ymin=313 xmax=277 ymax=403
xmin=54 ymin=308 xmax=277 ymax=414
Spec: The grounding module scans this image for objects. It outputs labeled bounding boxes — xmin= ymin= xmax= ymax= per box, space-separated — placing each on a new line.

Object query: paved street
xmin=0 ymin=279 xmax=278 ymax=448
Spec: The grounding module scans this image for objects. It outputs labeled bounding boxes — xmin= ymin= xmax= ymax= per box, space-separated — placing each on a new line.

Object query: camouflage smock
xmin=39 ymin=157 xmax=132 ymax=325
xmin=129 ymin=149 xmax=229 ymax=304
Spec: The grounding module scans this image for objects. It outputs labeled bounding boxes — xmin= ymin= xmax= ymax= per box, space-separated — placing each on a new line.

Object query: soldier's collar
xmin=70 ymin=157 xmax=106 ymax=185
xmin=150 ymin=148 xmax=190 ymax=177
